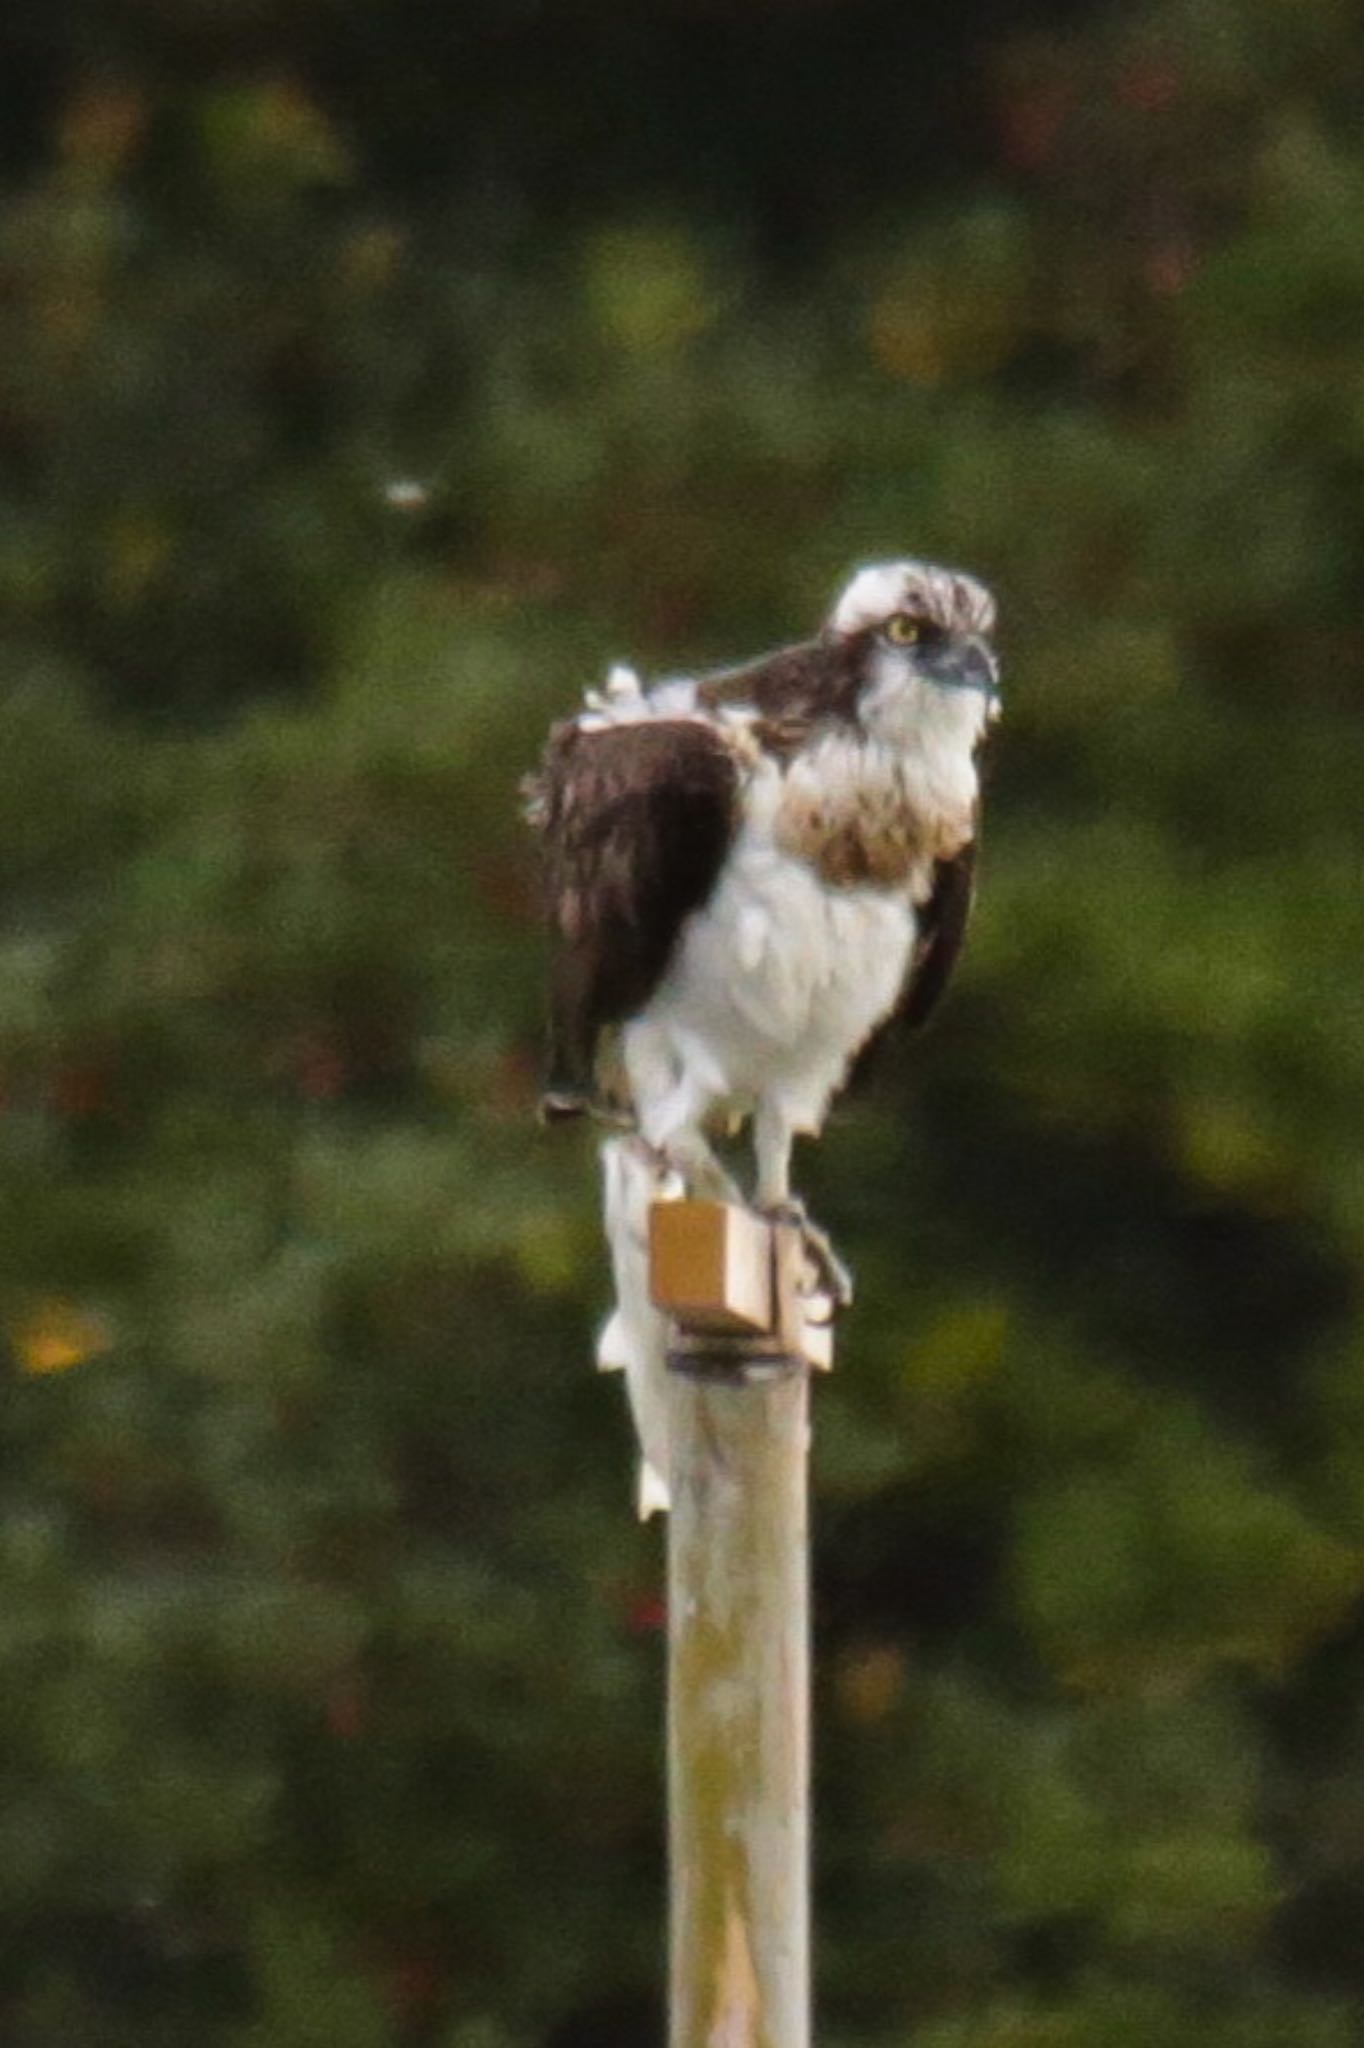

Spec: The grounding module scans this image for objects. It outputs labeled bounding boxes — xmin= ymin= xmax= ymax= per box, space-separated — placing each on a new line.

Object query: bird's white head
xmin=828 ymin=558 xmax=1001 ymax=749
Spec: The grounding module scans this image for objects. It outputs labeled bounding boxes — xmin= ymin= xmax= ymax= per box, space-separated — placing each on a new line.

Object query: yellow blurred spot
xmin=868 ymin=295 xmax=950 ymax=384
xmin=836 ymin=1642 xmax=907 ymax=1726
xmin=585 ymin=225 xmax=718 ymax=355
xmin=103 ymin=512 xmax=171 ymax=607
xmin=58 ymin=85 xmax=147 ymax=178
xmin=869 ymin=275 xmax=1021 ymax=385
xmin=867 ymin=207 xmax=1030 ymax=385
xmin=200 ymin=80 xmax=353 ymax=190
xmin=12 ymin=1300 xmax=111 ymax=1376
xmin=905 ymin=1300 xmax=1010 ymax=1395
xmin=1178 ymin=1097 xmax=1286 ymax=1204
xmin=516 ymin=1211 xmax=584 ymax=1294
xmin=39 ymin=282 xmax=101 ymax=357
xmin=340 ymin=225 xmax=406 ymax=296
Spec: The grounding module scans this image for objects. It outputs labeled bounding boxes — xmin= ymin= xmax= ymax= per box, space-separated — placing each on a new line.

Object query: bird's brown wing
xmin=899 ymin=838 xmax=978 ymax=1032
xmin=851 ymin=699 xmax=997 ymax=1086
xmin=696 ymin=635 xmax=861 ymax=757
xmin=847 ymin=837 xmax=978 ymax=1089
xmin=527 ymin=717 xmax=742 ymax=1116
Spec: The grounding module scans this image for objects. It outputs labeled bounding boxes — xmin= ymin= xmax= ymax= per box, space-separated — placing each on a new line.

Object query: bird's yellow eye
xmin=885 ymin=613 xmax=922 ymax=646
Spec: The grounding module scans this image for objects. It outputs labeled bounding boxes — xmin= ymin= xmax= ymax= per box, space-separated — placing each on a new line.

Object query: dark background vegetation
xmin=3 ymin=0 xmax=1364 ymax=2041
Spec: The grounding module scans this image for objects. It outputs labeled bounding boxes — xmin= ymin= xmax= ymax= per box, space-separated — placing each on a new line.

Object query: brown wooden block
xmin=648 ymin=1200 xmax=775 ymax=1334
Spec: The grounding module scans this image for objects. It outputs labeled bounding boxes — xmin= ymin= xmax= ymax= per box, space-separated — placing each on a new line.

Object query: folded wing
xmin=529 ymin=717 xmax=742 ymax=1114
xmin=847 ymin=838 xmax=978 ymax=1090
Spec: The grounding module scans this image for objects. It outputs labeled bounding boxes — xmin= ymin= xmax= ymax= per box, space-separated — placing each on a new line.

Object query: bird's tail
xmin=597 ymin=1135 xmax=681 ymax=1518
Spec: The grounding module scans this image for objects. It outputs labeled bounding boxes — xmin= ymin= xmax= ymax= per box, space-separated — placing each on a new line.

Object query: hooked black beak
xmin=923 ymin=634 xmax=1000 ymax=705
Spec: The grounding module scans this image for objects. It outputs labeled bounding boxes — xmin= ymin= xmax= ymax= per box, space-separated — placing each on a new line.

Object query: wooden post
xmin=650 ymin=1203 xmax=833 ymax=2048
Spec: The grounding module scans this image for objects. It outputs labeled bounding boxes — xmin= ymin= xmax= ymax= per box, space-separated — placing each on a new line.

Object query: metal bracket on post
xmin=648 ymin=1198 xmax=836 ymax=2048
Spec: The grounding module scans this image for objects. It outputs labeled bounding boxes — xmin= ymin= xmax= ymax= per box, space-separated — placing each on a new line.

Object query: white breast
xmin=631 ymin=758 xmax=919 ymax=1135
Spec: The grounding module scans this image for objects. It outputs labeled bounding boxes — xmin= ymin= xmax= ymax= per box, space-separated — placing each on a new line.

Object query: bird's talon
xmin=762 ymin=1200 xmax=855 ymax=1313
xmin=801 ymin=1291 xmax=838 ymax=1329
xmin=805 ymin=1243 xmax=855 ymax=1313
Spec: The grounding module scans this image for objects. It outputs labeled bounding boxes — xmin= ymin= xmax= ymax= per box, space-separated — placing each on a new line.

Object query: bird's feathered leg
xmin=653 ymin=1126 xmax=742 ymax=1203
xmin=625 ymin=1025 xmax=741 ymax=1202
xmin=753 ymin=1098 xmax=796 ymax=1211
xmin=753 ymin=1097 xmax=854 ymax=1311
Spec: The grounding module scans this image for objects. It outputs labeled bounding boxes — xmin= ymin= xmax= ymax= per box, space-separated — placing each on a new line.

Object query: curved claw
xmin=763 ymin=1199 xmax=855 ymax=1314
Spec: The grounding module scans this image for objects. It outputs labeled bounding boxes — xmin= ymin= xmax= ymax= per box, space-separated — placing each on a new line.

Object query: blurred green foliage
xmin=3 ymin=0 xmax=1364 ymax=2042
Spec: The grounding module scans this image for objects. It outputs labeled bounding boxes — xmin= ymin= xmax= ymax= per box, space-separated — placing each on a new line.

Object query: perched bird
xmin=526 ymin=560 xmax=1000 ymax=1513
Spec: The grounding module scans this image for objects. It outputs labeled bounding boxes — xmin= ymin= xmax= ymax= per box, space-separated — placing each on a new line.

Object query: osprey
xmin=527 ymin=559 xmax=1000 ymax=1513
